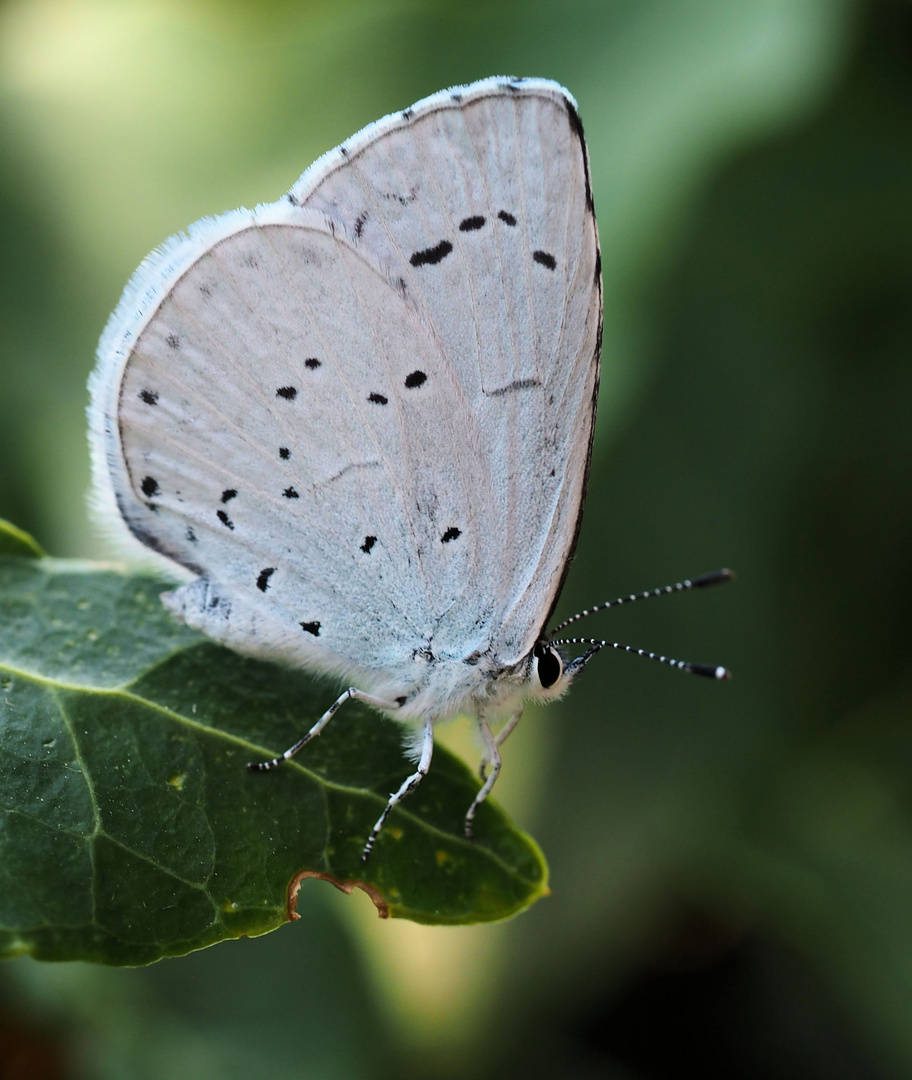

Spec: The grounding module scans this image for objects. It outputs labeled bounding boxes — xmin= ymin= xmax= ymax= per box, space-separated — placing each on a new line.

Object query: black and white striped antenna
xmin=554 ymin=569 xmax=734 ymax=680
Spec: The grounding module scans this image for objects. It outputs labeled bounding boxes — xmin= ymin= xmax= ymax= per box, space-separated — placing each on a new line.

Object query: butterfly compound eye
xmin=534 ymin=643 xmax=563 ymax=689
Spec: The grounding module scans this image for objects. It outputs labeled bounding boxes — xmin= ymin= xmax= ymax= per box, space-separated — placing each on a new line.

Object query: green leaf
xmin=0 ymin=519 xmax=46 ymax=558
xmin=0 ymin=537 xmax=548 ymax=965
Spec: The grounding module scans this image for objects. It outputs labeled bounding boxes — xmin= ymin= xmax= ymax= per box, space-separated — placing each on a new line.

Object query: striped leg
xmin=246 ymin=687 xmax=399 ymax=771
xmin=361 ymin=716 xmax=434 ymax=862
xmin=479 ymin=707 xmax=523 ymax=780
xmin=465 ymin=714 xmax=505 ymax=842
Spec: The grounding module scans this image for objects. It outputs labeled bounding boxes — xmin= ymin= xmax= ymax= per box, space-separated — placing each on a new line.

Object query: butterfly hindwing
xmin=112 ymin=210 xmax=491 ymax=678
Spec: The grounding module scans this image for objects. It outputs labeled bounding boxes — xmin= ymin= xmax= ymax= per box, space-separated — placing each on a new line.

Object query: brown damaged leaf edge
xmin=287 ymin=869 xmax=390 ymax=921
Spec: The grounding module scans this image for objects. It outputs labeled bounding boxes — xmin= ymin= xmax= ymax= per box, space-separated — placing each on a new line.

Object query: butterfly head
xmin=527 ymin=639 xmax=598 ymax=702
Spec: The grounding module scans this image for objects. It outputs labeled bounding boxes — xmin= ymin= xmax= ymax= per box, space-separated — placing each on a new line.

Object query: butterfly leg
xmin=467 ymin=712 xmax=506 ymax=841
xmin=479 ymin=707 xmax=523 ymax=780
xmin=362 ymin=716 xmax=434 ymax=862
xmin=247 ymin=688 xmax=400 ymax=771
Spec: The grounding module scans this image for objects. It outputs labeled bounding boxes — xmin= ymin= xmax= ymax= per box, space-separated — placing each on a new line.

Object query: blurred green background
xmin=3 ymin=0 xmax=912 ymax=1076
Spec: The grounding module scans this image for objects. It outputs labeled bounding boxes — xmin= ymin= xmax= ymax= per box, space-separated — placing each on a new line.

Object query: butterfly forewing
xmin=296 ymin=78 xmax=601 ymax=663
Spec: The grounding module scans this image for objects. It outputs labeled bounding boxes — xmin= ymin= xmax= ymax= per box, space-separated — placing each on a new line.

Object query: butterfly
xmin=89 ymin=76 xmax=729 ymax=861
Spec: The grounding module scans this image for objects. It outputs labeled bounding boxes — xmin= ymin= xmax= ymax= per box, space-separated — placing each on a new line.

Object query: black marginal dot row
xmin=141 ymin=476 xmax=159 ymax=498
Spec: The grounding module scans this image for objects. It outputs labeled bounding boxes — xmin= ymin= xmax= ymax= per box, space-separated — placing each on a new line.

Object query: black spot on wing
xmin=401 ymin=108 xmax=413 ymax=121
xmin=339 ymin=146 xmax=349 ymax=158
xmin=395 ymin=695 xmax=407 ymax=707
xmin=450 ymin=92 xmax=462 ymax=102
xmin=300 ymin=621 xmax=321 ymax=636
xmin=139 ymin=389 xmax=158 ymax=405
xmin=441 ymin=527 xmax=461 ymax=543
xmin=279 ymin=447 xmax=290 ymax=460
xmin=459 ymin=215 xmax=485 ymax=232
xmin=405 ymin=370 xmax=426 ymax=389
xmin=166 ymin=334 xmax=181 ymax=350
xmin=533 ymin=250 xmax=556 ymax=270
xmin=384 ymin=189 xmax=417 ymax=206
xmin=256 ymin=568 xmax=275 ymax=592
xmin=221 ymin=489 xmax=237 ymax=503
xmin=361 ymin=535 xmax=377 ymax=553
xmin=140 ymin=476 xmax=159 ymax=498
xmin=216 ymin=510 xmax=234 ymax=530
xmin=410 ymin=240 xmax=452 ymax=267
xmin=304 ymin=358 xmax=321 ymax=369
xmin=186 ymin=526 xmax=197 ymax=544
xmin=353 ymin=212 xmax=368 ymax=238
xmin=484 ymin=378 xmax=541 ymax=397
xmin=497 ymin=210 xmax=517 ymax=226
xmin=276 ymin=386 xmax=297 ymax=400
xmin=368 ymin=392 xmax=388 ymax=405
xmin=283 ymin=487 xmax=299 ymax=499
xmin=325 ymin=460 xmax=381 ymax=486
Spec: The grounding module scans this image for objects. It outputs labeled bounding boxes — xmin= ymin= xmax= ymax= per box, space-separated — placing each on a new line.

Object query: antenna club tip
xmin=690 ymin=662 xmax=732 ymax=680
xmin=692 ymin=568 xmax=736 ymax=588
